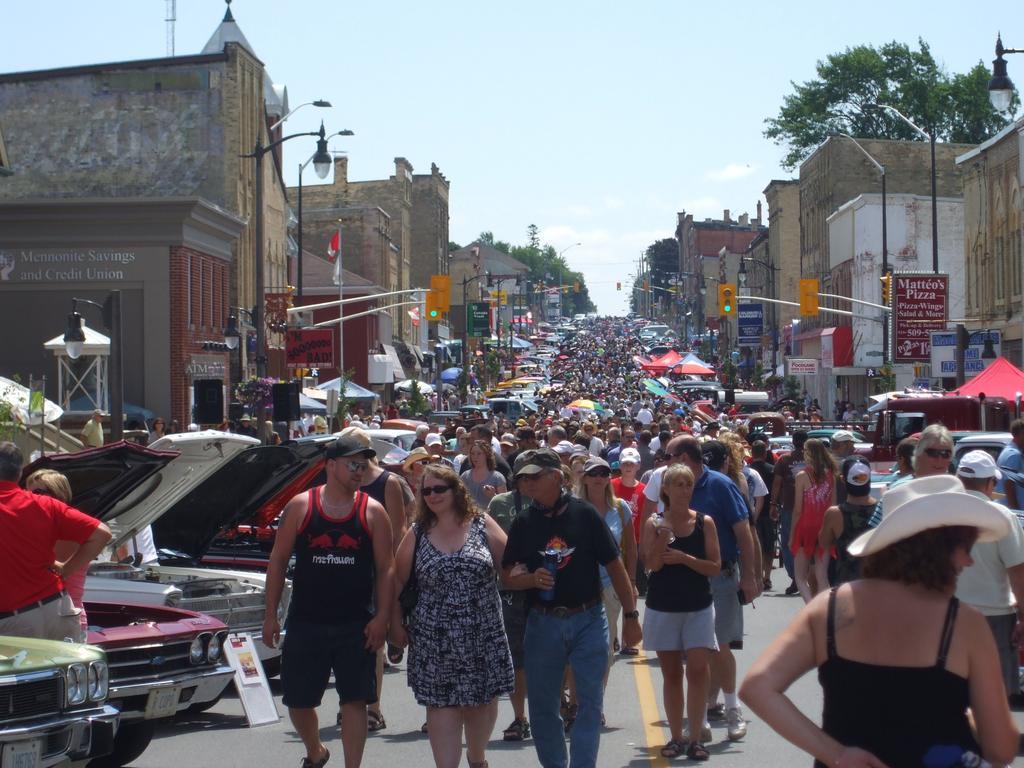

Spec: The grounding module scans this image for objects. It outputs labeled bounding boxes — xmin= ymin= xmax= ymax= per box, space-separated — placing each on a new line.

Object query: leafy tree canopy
xmin=765 ymin=39 xmax=1015 ymax=170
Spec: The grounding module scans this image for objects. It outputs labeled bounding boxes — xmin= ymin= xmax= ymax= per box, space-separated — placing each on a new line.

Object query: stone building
xmin=957 ymin=117 xmax=1024 ymax=366
xmin=763 ymin=180 xmax=801 ymax=339
xmin=0 ymin=7 xmax=296 ymax=425
xmin=290 ymin=156 xmax=451 ymax=361
xmin=798 ymin=136 xmax=974 ymax=333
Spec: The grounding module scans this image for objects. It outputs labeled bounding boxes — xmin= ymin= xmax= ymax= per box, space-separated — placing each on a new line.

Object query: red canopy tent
xmin=953 ymin=357 xmax=1024 ymax=400
xmin=670 ymin=360 xmax=715 ymax=376
xmin=640 ymin=350 xmax=683 ymax=375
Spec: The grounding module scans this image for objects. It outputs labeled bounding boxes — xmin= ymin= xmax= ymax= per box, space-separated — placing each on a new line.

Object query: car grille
xmin=0 ymin=676 xmax=63 ymax=721
xmin=179 ymin=591 xmax=265 ymax=630
xmin=106 ymin=640 xmax=199 ymax=683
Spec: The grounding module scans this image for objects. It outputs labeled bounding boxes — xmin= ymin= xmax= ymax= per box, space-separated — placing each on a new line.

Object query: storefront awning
xmin=822 ymin=326 xmax=853 ymax=369
xmin=380 ymin=344 xmax=405 ymax=381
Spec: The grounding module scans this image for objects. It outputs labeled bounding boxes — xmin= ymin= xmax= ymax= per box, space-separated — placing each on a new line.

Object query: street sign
xmin=737 ymin=302 xmax=763 ymax=346
xmin=467 ymin=301 xmax=490 ymax=338
xmin=488 ymin=290 xmax=507 ymax=305
xmin=894 ymin=274 xmax=947 ymax=362
xmin=929 ymin=329 xmax=1001 ymax=376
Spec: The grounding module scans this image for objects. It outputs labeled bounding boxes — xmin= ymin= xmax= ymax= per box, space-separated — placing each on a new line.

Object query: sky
xmin=0 ymin=1 xmax=1012 ymax=315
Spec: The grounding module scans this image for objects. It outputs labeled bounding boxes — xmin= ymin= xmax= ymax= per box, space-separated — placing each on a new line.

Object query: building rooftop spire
xmin=223 ymin=0 xmax=234 ymax=22
xmin=201 ymin=0 xmax=256 ymax=57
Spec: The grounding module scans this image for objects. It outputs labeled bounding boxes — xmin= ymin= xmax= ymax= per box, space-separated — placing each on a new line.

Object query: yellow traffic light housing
xmin=880 ymin=273 xmax=892 ymax=306
xmin=718 ymin=283 xmax=736 ymax=315
xmin=799 ymin=278 xmax=819 ymax=316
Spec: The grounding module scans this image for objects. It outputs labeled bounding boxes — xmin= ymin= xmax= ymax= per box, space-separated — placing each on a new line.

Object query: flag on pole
xmin=408 ymin=307 xmax=420 ymax=327
xmin=328 ymin=228 xmax=342 ymax=285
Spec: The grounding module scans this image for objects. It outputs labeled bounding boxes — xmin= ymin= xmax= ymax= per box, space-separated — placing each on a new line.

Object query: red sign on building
xmin=894 ymin=274 xmax=948 ymax=363
xmin=286 ymin=329 xmax=335 ymax=369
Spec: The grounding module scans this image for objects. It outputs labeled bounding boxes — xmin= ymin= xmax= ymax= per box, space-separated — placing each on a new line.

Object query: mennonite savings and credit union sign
xmin=0 ymin=249 xmax=140 ymax=282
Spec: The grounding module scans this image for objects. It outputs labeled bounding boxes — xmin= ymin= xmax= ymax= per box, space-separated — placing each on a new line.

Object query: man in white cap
xmin=424 ymin=432 xmax=452 ymax=468
xmin=81 ymin=409 xmax=105 ymax=448
xmin=955 ymin=450 xmax=1024 ymax=704
xmin=829 ymin=430 xmax=857 ymax=504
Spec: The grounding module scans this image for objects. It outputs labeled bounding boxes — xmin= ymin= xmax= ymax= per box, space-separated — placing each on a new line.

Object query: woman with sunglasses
xmin=575 ymin=456 xmax=637 ymax=724
xmin=911 ymin=424 xmax=954 ymax=481
xmin=391 ymin=465 xmax=513 ymax=768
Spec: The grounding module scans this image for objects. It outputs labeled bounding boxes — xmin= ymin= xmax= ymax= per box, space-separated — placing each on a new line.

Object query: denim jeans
xmin=524 ymin=603 xmax=609 ymax=768
xmin=779 ymin=507 xmax=795 ymax=578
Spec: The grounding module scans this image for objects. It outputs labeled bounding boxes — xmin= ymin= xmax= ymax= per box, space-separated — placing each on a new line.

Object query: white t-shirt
xmin=125 ymin=525 xmax=159 ymax=565
xmin=956 ymin=491 xmax=1024 ymax=616
xmin=636 ymin=408 xmax=654 ymax=426
xmin=643 ymin=465 xmax=667 ymax=514
xmin=588 ymin=436 xmax=605 ymax=457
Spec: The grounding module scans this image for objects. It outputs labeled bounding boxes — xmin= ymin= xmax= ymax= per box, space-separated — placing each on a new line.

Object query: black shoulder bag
xmin=399 ymin=524 xmax=425 ymax=625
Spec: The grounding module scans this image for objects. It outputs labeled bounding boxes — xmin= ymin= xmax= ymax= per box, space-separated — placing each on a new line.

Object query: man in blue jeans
xmin=503 ymin=449 xmax=642 ymax=768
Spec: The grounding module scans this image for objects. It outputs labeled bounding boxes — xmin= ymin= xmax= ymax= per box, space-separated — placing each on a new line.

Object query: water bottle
xmin=653 ymin=511 xmax=675 ymax=544
xmin=538 ymin=550 xmax=559 ymax=601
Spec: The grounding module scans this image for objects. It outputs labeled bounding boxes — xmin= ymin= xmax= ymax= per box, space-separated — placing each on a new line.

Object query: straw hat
xmin=402 ymin=447 xmax=439 ymax=473
xmin=847 ymin=475 xmax=1010 ymax=557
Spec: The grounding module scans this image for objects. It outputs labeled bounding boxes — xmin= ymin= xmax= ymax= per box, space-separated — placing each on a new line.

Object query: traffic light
xmin=799 ymin=278 xmax=819 ymax=317
xmin=426 ymin=275 xmax=451 ymax=322
xmin=616 ymin=282 xmax=622 ymax=291
xmin=425 ymin=289 xmax=442 ymax=320
xmin=718 ymin=283 xmax=736 ymax=315
xmin=880 ymin=273 xmax=892 ymax=306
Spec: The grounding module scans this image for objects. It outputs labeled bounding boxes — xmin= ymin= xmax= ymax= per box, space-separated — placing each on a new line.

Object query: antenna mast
xmin=165 ymin=0 xmax=176 ymax=56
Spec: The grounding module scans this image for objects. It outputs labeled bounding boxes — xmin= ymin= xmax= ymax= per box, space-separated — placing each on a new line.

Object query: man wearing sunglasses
xmin=502 ymin=448 xmax=641 ymax=768
xmin=263 ymin=436 xmax=395 ymax=768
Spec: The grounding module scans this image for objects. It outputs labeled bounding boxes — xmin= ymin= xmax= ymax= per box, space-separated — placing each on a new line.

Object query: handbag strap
xmin=408 ymin=523 xmax=424 ymax=584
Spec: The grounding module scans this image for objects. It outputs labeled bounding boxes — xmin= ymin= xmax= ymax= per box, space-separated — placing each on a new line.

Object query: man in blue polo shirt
xmin=644 ymin=434 xmax=759 ymax=744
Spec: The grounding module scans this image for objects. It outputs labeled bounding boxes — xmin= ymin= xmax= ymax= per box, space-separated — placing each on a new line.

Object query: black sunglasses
xmin=421 ymin=485 xmax=451 ymax=497
xmin=923 ymin=448 xmax=952 ymax=459
xmin=585 ymin=468 xmax=611 ymax=478
xmin=32 ymin=488 xmax=54 ymax=497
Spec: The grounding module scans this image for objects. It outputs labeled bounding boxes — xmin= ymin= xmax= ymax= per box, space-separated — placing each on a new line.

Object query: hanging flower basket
xmin=235 ymin=377 xmax=276 ymax=411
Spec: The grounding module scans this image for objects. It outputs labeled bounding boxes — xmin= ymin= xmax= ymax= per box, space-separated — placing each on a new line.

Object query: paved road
xmin=139 ymin=566 xmax=1024 ymax=767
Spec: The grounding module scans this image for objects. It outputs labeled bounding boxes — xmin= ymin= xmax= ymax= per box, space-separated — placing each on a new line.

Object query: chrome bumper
xmin=0 ymin=704 xmax=119 ymax=767
xmin=109 ymin=665 xmax=234 ymax=719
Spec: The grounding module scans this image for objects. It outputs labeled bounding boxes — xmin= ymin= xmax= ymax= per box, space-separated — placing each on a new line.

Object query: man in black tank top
xmin=263 ymin=436 xmax=395 ymax=768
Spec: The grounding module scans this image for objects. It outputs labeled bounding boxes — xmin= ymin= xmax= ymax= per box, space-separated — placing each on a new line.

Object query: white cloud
xmin=603 ymin=195 xmax=625 ymax=210
xmin=565 ymin=204 xmax=593 ymax=218
xmin=705 ymin=163 xmax=756 ymax=182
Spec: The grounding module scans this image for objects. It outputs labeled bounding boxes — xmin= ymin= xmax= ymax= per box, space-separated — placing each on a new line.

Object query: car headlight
xmin=88 ymin=661 xmax=109 ymax=702
xmin=189 ymin=634 xmax=210 ymax=665
xmin=165 ymin=589 xmax=183 ymax=607
xmin=205 ymin=631 xmax=224 ymax=663
xmin=66 ymin=663 xmax=87 ymax=706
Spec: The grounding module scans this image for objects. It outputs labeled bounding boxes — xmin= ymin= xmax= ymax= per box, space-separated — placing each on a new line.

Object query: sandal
xmin=619 ymin=646 xmax=639 ymax=656
xmin=660 ymin=740 xmax=685 ymax=759
xmin=502 ymin=718 xmax=531 ymax=741
xmin=420 ymin=721 xmax=429 ymax=734
xmin=686 ymin=741 xmax=710 ymax=761
xmin=367 ymin=710 xmax=386 ymax=732
xmin=387 ymin=643 xmax=404 ymax=665
xmin=563 ymin=703 xmax=578 ymax=731
xmin=301 ymin=747 xmax=331 ymax=768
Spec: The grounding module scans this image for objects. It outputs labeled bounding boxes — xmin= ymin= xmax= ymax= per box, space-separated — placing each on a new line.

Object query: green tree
xmin=765 ymin=39 xmax=1014 ymax=170
xmin=407 ymin=380 xmax=429 ymax=417
xmin=783 ymin=376 xmax=802 ymax=400
xmin=527 ymin=224 xmax=540 ymax=251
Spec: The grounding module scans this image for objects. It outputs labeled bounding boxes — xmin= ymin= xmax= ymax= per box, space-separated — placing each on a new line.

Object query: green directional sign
xmin=467 ymin=302 xmax=491 ymax=338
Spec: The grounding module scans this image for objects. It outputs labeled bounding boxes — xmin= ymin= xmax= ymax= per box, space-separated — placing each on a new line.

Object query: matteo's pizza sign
xmin=894 ymin=273 xmax=947 ymax=363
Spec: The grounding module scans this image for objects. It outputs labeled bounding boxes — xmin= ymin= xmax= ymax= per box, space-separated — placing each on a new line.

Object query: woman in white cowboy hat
xmin=740 ymin=474 xmax=1019 ymax=768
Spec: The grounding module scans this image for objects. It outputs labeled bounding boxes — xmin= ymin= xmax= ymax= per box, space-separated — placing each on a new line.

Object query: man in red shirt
xmin=0 ymin=442 xmax=111 ymax=641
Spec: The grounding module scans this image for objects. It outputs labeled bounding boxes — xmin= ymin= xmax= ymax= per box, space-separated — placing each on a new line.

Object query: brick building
xmin=0 ymin=7 xmax=301 ymax=425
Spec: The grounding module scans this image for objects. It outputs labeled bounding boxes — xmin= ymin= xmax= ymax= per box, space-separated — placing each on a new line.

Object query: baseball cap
xmin=554 ymin=440 xmax=576 ymax=455
xmin=619 ymin=447 xmax=641 ymax=465
xmin=842 ymin=457 xmax=872 ymax=497
xmin=831 ymin=430 xmax=856 ymax=444
xmin=956 ymin=450 xmax=1002 ymax=481
xmin=514 ymin=448 xmax=563 ymax=477
xmin=425 ymin=433 xmax=444 ymax=447
xmin=701 ymin=440 xmax=728 ymax=472
xmin=325 ymin=435 xmax=376 ymax=459
xmin=583 ymin=456 xmax=611 ymax=474
xmin=500 ymin=433 xmax=517 ymax=447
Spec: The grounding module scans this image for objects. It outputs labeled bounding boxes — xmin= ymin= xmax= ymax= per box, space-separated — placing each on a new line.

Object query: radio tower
xmin=165 ymin=0 xmax=176 ymax=56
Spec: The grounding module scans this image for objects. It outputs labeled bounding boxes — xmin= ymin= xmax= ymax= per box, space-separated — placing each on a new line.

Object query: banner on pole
xmin=737 ymin=303 xmax=763 ymax=347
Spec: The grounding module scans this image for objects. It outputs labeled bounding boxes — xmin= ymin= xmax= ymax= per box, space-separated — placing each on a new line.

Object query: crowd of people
xmin=2 ymin=316 xmax=1023 ymax=768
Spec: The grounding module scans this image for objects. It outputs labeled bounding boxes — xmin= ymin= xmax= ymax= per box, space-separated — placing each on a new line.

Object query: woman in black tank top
xmin=740 ymin=476 xmax=1019 ymax=767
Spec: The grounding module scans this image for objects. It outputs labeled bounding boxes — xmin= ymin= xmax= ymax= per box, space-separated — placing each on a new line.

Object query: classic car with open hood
xmin=82 ymin=601 xmax=233 ymax=767
xmin=24 ymin=431 xmax=307 ymax=672
xmin=0 ymin=635 xmax=118 ymax=768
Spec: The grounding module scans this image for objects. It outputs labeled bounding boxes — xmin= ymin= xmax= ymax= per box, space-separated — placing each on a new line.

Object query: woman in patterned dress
xmin=391 ymin=464 xmax=514 ymax=768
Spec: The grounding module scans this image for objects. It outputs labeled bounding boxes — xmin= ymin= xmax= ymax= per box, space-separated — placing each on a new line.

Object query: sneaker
xmin=682 ymin=724 xmax=713 ymax=744
xmin=726 ymin=707 xmax=747 ymax=741
xmin=706 ymin=703 xmax=725 ymax=721
xmin=784 ymin=581 xmax=799 ymax=596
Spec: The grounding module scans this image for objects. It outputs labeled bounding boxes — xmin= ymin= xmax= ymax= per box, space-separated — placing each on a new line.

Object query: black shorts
xmin=756 ymin=513 xmax=778 ymax=557
xmin=281 ymin=617 xmax=378 ymax=708
xmin=500 ymin=591 xmax=527 ymax=670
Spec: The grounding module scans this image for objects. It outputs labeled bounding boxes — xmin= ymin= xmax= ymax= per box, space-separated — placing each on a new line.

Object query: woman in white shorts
xmin=642 ymin=464 xmax=721 ymax=761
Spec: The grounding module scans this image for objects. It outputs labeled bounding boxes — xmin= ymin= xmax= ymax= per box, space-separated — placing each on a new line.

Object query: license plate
xmin=2 ymin=740 xmax=41 ymax=768
xmin=144 ymin=685 xmax=182 ymax=719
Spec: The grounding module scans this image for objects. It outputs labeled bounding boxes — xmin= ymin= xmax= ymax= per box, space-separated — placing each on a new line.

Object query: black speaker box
xmin=272 ymin=382 xmax=301 ymax=422
xmin=193 ymin=379 xmax=224 ymax=424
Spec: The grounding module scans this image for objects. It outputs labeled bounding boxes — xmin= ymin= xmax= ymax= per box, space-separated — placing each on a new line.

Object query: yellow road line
xmin=631 ymin=645 xmax=668 ymax=766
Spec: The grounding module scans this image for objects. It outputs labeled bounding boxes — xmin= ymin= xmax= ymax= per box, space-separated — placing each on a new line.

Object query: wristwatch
xmin=623 ymin=609 xmax=640 ymax=620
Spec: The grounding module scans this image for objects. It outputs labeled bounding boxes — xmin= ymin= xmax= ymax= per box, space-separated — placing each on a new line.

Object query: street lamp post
xmin=833 ymin=132 xmax=890 ymax=364
xmin=461 ymin=272 xmax=486 ymax=397
xmin=63 ymin=291 xmax=123 ymax=441
xmin=242 ymin=108 xmax=332 ymax=379
xmin=872 ymin=103 xmax=938 ymax=274
xmin=988 ymin=34 xmax=1021 ymax=113
xmin=296 ymin=130 xmax=354 ymax=300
